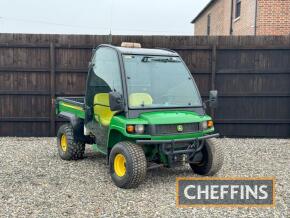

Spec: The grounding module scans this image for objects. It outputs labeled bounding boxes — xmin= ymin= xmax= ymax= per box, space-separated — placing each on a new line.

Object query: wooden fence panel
xmin=0 ymin=34 xmax=289 ymax=138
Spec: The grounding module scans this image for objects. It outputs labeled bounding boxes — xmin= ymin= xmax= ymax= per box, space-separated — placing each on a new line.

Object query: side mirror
xmin=109 ymin=92 xmax=124 ymax=111
xmin=209 ymin=90 xmax=218 ymax=108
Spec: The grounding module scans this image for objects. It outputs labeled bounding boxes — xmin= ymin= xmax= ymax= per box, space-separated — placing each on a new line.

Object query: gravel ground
xmin=0 ymin=137 xmax=289 ymax=217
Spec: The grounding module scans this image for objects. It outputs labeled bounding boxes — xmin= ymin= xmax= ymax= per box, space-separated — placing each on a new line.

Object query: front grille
xmin=150 ymin=123 xmax=199 ymax=135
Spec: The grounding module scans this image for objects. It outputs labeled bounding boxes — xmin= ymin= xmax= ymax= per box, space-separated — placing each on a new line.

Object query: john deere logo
xmin=177 ymin=125 xmax=183 ymax=132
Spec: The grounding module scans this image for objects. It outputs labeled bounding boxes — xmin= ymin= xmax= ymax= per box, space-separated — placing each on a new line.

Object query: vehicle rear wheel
xmin=109 ymin=141 xmax=147 ymax=189
xmin=189 ymin=138 xmax=223 ymax=176
xmin=57 ymin=124 xmax=85 ymax=160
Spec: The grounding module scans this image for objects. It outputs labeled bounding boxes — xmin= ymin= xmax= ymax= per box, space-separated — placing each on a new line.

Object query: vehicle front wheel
xmin=189 ymin=138 xmax=224 ymax=176
xmin=57 ymin=124 xmax=85 ymax=160
xmin=109 ymin=141 xmax=147 ymax=189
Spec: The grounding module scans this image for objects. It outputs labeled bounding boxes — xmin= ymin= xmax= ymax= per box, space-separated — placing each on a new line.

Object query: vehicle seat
xmin=93 ymin=93 xmax=117 ymax=126
xmin=129 ymin=93 xmax=153 ymax=107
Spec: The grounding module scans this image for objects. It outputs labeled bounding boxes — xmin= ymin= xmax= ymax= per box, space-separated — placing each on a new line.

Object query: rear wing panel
xmin=56 ymin=97 xmax=85 ymax=120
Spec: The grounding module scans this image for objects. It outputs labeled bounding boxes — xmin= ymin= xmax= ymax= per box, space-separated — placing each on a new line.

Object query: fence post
xmin=210 ymin=44 xmax=217 ymax=118
xmin=50 ymin=43 xmax=56 ymax=136
xmin=211 ymin=44 xmax=217 ymax=90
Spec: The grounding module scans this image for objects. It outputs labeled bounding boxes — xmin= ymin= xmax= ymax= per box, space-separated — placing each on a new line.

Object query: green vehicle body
xmin=55 ymin=44 xmax=218 ymax=167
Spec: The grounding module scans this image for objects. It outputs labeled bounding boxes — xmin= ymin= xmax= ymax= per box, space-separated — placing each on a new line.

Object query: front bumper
xmin=136 ymin=133 xmax=219 ymax=144
xmin=137 ymin=133 xmax=219 ymax=151
xmin=136 ymin=133 xmax=219 ymax=166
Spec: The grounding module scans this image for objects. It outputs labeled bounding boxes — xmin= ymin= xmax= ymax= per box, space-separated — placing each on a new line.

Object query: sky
xmin=0 ymin=0 xmax=210 ymax=35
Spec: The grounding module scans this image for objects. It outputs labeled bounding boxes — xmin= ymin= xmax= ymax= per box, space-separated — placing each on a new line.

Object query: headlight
xmin=135 ymin=124 xmax=145 ymax=134
xmin=126 ymin=124 xmax=145 ymax=134
xmin=199 ymin=121 xmax=208 ymax=130
xmin=199 ymin=120 xmax=214 ymax=130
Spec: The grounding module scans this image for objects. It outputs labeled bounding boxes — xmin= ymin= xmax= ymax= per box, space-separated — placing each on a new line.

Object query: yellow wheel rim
xmin=114 ymin=154 xmax=126 ymax=177
xmin=60 ymin=134 xmax=68 ymax=152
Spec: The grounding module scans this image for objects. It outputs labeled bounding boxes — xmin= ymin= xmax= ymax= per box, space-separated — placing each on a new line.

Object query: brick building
xmin=191 ymin=0 xmax=290 ymax=35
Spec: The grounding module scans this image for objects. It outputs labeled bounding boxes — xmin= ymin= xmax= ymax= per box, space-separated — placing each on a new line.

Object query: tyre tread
xmin=190 ymin=138 xmax=224 ymax=176
xmin=57 ymin=124 xmax=85 ymax=160
xmin=109 ymin=141 xmax=147 ymax=189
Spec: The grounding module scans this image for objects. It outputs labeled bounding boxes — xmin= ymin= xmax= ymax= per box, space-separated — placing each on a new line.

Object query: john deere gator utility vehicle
xmin=55 ymin=42 xmax=223 ymax=189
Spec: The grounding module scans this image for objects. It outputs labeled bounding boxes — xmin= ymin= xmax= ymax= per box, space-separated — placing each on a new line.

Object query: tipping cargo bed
xmin=56 ymin=97 xmax=85 ymax=119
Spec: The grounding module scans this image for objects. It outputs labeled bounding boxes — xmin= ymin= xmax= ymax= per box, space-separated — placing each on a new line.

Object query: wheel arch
xmin=107 ymin=128 xmax=131 ymax=159
xmin=58 ymin=112 xmax=86 ymax=142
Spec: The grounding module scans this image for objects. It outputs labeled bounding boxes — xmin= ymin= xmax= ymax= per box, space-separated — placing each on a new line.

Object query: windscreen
xmin=123 ymin=55 xmax=202 ymax=109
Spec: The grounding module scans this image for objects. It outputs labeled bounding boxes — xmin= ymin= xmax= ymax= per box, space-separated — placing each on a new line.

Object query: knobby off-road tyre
xmin=57 ymin=124 xmax=85 ymax=160
xmin=109 ymin=141 xmax=147 ymax=189
xmin=189 ymin=138 xmax=224 ymax=176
